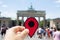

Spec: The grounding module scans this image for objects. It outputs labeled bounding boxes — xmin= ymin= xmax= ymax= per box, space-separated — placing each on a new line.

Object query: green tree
xmin=39 ymin=21 xmax=43 ymax=27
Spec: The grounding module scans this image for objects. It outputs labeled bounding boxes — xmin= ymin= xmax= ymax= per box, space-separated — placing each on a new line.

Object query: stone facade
xmin=50 ymin=18 xmax=60 ymax=28
xmin=0 ymin=17 xmax=11 ymax=27
xmin=17 ymin=9 xmax=46 ymax=27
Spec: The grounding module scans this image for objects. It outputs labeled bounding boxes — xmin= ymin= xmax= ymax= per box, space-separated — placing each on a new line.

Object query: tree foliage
xmin=39 ymin=21 xmax=43 ymax=27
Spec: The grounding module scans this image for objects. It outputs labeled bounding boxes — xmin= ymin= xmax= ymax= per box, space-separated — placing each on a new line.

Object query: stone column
xmin=17 ymin=15 xmax=19 ymax=25
xmin=43 ymin=16 xmax=46 ymax=28
xmin=39 ymin=17 xmax=40 ymax=27
xmin=26 ymin=17 xmax=28 ymax=20
xmin=21 ymin=16 xmax=24 ymax=26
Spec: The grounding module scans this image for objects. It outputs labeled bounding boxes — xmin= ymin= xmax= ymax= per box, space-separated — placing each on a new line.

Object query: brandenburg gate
xmin=16 ymin=6 xmax=46 ymax=27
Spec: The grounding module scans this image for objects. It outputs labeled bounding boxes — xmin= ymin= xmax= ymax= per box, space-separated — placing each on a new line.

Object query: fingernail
xmin=25 ymin=29 xmax=29 ymax=33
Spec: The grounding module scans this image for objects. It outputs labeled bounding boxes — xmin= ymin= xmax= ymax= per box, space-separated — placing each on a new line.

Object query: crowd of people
xmin=0 ymin=26 xmax=60 ymax=40
xmin=37 ymin=26 xmax=60 ymax=40
xmin=37 ymin=27 xmax=56 ymax=39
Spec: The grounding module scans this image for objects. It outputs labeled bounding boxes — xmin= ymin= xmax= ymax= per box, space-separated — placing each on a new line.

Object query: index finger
xmin=9 ymin=26 xmax=25 ymax=33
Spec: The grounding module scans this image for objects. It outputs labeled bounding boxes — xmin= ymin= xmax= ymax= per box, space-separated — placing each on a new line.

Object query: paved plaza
xmin=0 ymin=34 xmax=3 ymax=40
xmin=0 ymin=30 xmax=53 ymax=40
xmin=0 ymin=33 xmax=53 ymax=40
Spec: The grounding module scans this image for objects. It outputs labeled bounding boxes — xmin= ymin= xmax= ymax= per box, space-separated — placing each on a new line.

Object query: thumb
xmin=16 ymin=29 xmax=29 ymax=40
xmin=20 ymin=29 xmax=29 ymax=38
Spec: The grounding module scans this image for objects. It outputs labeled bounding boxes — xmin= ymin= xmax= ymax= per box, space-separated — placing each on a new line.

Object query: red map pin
xmin=24 ymin=17 xmax=38 ymax=38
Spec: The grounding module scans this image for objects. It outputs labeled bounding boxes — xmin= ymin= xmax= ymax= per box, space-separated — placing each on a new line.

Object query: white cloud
xmin=1 ymin=11 xmax=17 ymax=20
xmin=0 ymin=1 xmax=8 ymax=8
xmin=3 ymin=11 xmax=8 ymax=14
xmin=0 ymin=1 xmax=3 ymax=4
xmin=54 ymin=0 xmax=60 ymax=8
xmin=55 ymin=0 xmax=60 ymax=3
xmin=2 ymin=4 xmax=8 ymax=8
xmin=56 ymin=5 xmax=60 ymax=7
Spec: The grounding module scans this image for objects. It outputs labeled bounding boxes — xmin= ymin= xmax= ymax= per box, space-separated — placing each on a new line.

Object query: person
xmin=41 ymin=28 xmax=46 ymax=37
xmin=37 ymin=28 xmax=42 ymax=39
xmin=53 ymin=27 xmax=60 ymax=40
xmin=46 ymin=28 xmax=50 ymax=38
xmin=50 ymin=27 xmax=53 ymax=37
xmin=1 ymin=25 xmax=8 ymax=36
xmin=4 ymin=26 xmax=29 ymax=40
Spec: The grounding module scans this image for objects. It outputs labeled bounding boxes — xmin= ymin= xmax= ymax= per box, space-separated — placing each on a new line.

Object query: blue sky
xmin=0 ymin=0 xmax=60 ymax=20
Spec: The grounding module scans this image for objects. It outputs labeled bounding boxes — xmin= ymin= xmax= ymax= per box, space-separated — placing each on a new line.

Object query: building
xmin=0 ymin=17 xmax=11 ymax=28
xmin=50 ymin=18 xmax=60 ymax=28
xmin=16 ymin=5 xmax=46 ymax=27
xmin=0 ymin=17 xmax=21 ymax=29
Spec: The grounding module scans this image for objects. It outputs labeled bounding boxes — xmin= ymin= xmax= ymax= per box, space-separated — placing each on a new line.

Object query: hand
xmin=4 ymin=26 xmax=29 ymax=40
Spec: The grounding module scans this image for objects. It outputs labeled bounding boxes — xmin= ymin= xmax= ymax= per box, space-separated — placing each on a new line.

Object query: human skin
xmin=4 ymin=26 xmax=29 ymax=40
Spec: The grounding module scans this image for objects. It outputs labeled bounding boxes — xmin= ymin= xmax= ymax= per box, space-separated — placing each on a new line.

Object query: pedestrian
xmin=46 ymin=28 xmax=50 ymax=38
xmin=41 ymin=28 xmax=45 ymax=36
xmin=50 ymin=27 xmax=53 ymax=37
xmin=53 ymin=27 xmax=60 ymax=40
xmin=37 ymin=28 xmax=42 ymax=39
xmin=1 ymin=25 xmax=8 ymax=36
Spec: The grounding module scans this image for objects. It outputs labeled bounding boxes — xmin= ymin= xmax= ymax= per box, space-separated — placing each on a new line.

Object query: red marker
xmin=24 ymin=17 xmax=38 ymax=38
